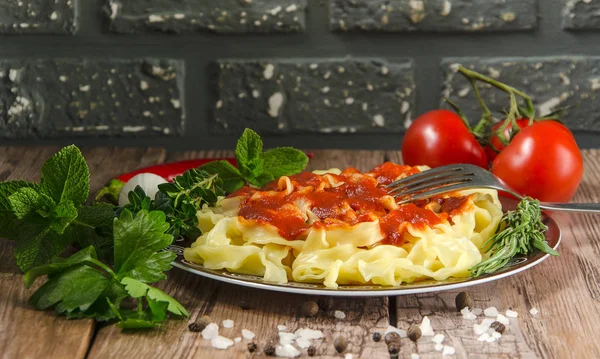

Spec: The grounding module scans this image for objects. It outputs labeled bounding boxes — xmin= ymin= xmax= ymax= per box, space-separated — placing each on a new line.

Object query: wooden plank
xmin=0 ymin=272 xmax=95 ymax=359
xmin=393 ymin=149 xmax=600 ymax=358
xmin=88 ymin=149 xmax=393 ymax=359
xmin=0 ymin=147 xmax=167 ymax=359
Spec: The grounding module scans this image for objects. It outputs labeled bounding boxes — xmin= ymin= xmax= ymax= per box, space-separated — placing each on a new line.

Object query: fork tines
xmin=386 ymin=164 xmax=476 ymax=203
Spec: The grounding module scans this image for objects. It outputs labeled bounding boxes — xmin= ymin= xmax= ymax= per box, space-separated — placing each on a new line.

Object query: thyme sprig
xmin=470 ymin=197 xmax=559 ymax=277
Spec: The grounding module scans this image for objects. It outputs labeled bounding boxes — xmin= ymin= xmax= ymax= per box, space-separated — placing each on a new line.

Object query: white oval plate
xmin=169 ymin=204 xmax=561 ymax=297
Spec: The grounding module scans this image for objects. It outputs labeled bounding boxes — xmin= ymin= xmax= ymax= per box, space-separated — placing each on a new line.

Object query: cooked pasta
xmin=183 ymin=162 xmax=503 ymax=288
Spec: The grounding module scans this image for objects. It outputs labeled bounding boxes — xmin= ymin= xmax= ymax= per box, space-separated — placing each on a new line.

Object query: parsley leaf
xmin=121 ymin=277 xmax=189 ymax=317
xmin=40 ymin=145 xmax=89 ymax=206
xmin=113 ymin=209 xmax=175 ymax=283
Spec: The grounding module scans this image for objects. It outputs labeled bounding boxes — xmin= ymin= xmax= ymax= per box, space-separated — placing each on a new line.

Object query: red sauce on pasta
xmin=233 ymin=162 xmax=472 ymax=244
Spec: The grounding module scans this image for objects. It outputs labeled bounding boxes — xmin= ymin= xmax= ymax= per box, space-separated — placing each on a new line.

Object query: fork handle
xmin=539 ymin=202 xmax=600 ymax=213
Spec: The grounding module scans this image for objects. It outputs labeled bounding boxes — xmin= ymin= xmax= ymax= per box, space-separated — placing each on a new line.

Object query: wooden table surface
xmin=1 ymin=147 xmax=599 ymax=359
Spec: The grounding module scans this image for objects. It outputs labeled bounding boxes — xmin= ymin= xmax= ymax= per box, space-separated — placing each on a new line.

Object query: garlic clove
xmin=118 ymin=173 xmax=168 ymax=207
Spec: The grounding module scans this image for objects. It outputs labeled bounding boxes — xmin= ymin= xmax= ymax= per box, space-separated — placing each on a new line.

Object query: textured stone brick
xmin=331 ymin=0 xmax=537 ymax=32
xmin=106 ymin=0 xmax=306 ymax=34
xmin=441 ymin=57 xmax=600 ymax=132
xmin=0 ymin=0 xmax=75 ymax=34
xmin=212 ymin=59 xmax=415 ymax=135
xmin=563 ymin=0 xmax=600 ymax=30
xmin=0 ymin=59 xmax=184 ymax=138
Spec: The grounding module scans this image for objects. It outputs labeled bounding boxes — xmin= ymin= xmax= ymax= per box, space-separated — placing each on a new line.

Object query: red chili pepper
xmin=117 ymin=158 xmax=237 ymax=182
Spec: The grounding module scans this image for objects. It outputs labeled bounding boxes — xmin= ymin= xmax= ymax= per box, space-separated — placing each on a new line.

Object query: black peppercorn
xmin=187 ymin=315 xmax=211 ymax=332
xmin=388 ymin=342 xmax=400 ymax=355
xmin=264 ymin=345 xmax=276 ymax=356
xmin=240 ymin=298 xmax=251 ymax=310
xmin=300 ymin=300 xmax=319 ymax=317
xmin=490 ymin=321 xmax=506 ymax=334
xmin=247 ymin=342 xmax=257 ymax=353
xmin=407 ymin=324 xmax=421 ymax=342
xmin=334 ymin=336 xmax=348 ymax=353
xmin=384 ymin=331 xmax=401 ymax=345
xmin=307 ymin=345 xmax=316 ymax=356
xmin=318 ymin=296 xmax=334 ymax=311
xmin=372 ymin=332 xmax=382 ymax=342
xmin=455 ymin=291 xmax=474 ymax=311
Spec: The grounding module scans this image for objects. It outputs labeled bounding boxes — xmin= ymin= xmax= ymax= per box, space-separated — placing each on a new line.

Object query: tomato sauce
xmin=233 ymin=162 xmax=471 ymax=245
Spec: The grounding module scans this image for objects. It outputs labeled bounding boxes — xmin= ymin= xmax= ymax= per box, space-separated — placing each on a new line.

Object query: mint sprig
xmin=25 ymin=209 xmax=188 ymax=328
xmin=199 ymin=128 xmax=309 ymax=192
xmin=0 ymin=146 xmax=113 ymax=272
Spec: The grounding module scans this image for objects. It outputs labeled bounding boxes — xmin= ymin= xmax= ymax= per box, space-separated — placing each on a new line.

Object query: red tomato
xmin=402 ymin=110 xmax=488 ymax=168
xmin=491 ymin=121 xmax=583 ymax=202
xmin=485 ymin=118 xmax=530 ymax=161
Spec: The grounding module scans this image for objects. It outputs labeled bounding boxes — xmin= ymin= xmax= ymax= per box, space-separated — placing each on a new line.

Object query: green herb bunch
xmin=470 ymin=197 xmax=558 ymax=277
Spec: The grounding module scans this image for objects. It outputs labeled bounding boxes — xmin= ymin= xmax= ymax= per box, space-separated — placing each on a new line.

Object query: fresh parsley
xmin=199 ymin=128 xmax=309 ymax=192
xmin=25 ymin=209 xmax=188 ymax=328
xmin=0 ymin=146 xmax=113 ymax=272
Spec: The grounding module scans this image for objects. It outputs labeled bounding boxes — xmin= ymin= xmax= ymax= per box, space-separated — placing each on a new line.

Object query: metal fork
xmin=386 ymin=164 xmax=600 ymax=213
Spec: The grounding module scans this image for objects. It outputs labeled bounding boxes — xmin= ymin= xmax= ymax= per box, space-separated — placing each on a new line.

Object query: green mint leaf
xmin=0 ymin=181 xmax=39 ymax=211
xmin=198 ymin=160 xmax=245 ymax=193
xmin=9 ymin=187 xmax=55 ymax=220
xmin=262 ymin=147 xmax=309 ymax=179
xmin=14 ymin=220 xmax=71 ymax=272
xmin=40 ymin=145 xmax=89 ymax=207
xmin=76 ymin=203 xmax=115 ymax=228
xmin=235 ymin=128 xmax=264 ymax=179
xmin=50 ymin=200 xmax=78 ymax=234
xmin=72 ymin=203 xmax=116 ymax=262
xmin=24 ymin=246 xmax=99 ymax=287
xmin=29 ymin=264 xmax=111 ymax=313
xmin=113 ymin=210 xmax=175 ymax=283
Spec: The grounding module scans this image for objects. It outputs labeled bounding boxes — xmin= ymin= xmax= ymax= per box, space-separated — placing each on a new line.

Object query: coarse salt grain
xmin=211 ymin=336 xmax=234 ymax=349
xmin=478 ymin=332 xmax=491 ymax=342
xmin=201 ymin=323 xmax=219 ymax=340
xmin=222 ymin=319 xmax=234 ymax=328
xmin=420 ymin=316 xmax=435 ymax=336
xmin=278 ymin=325 xmax=287 ymax=331
xmin=443 ymin=345 xmax=456 ymax=356
xmin=435 ymin=343 xmax=444 ymax=351
xmin=472 ymin=308 xmax=483 ymax=316
xmin=234 ymin=337 xmax=241 ymax=343
xmin=492 ymin=331 xmax=502 ymax=339
xmin=295 ymin=328 xmax=324 ymax=340
xmin=345 ymin=354 xmax=353 ymax=359
xmin=411 ymin=354 xmax=420 ymax=359
xmin=461 ymin=307 xmax=477 ymax=320
xmin=530 ymin=308 xmax=539 ymax=315
xmin=296 ymin=336 xmax=311 ymax=349
xmin=279 ymin=332 xmax=296 ymax=345
xmin=385 ymin=325 xmax=407 ymax=338
xmin=241 ymin=329 xmax=255 ymax=340
xmin=276 ymin=344 xmax=301 ymax=358
xmin=506 ymin=309 xmax=519 ymax=318
xmin=432 ymin=334 xmax=445 ymax=344
xmin=335 ymin=310 xmax=346 ymax=319
xmin=496 ymin=314 xmax=510 ymax=326
xmin=484 ymin=307 xmax=499 ymax=317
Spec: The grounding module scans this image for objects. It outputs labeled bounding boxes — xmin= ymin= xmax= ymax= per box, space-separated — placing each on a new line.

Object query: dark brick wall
xmin=1 ymin=0 xmax=600 ymax=150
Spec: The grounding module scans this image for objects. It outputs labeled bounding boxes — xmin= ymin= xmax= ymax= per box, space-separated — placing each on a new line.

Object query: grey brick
xmin=212 ymin=59 xmax=415 ymax=135
xmin=106 ymin=0 xmax=307 ymax=34
xmin=441 ymin=57 xmax=600 ymax=132
xmin=0 ymin=59 xmax=184 ymax=138
xmin=331 ymin=0 xmax=537 ymax=32
xmin=0 ymin=0 xmax=75 ymax=34
xmin=563 ymin=0 xmax=600 ymax=30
